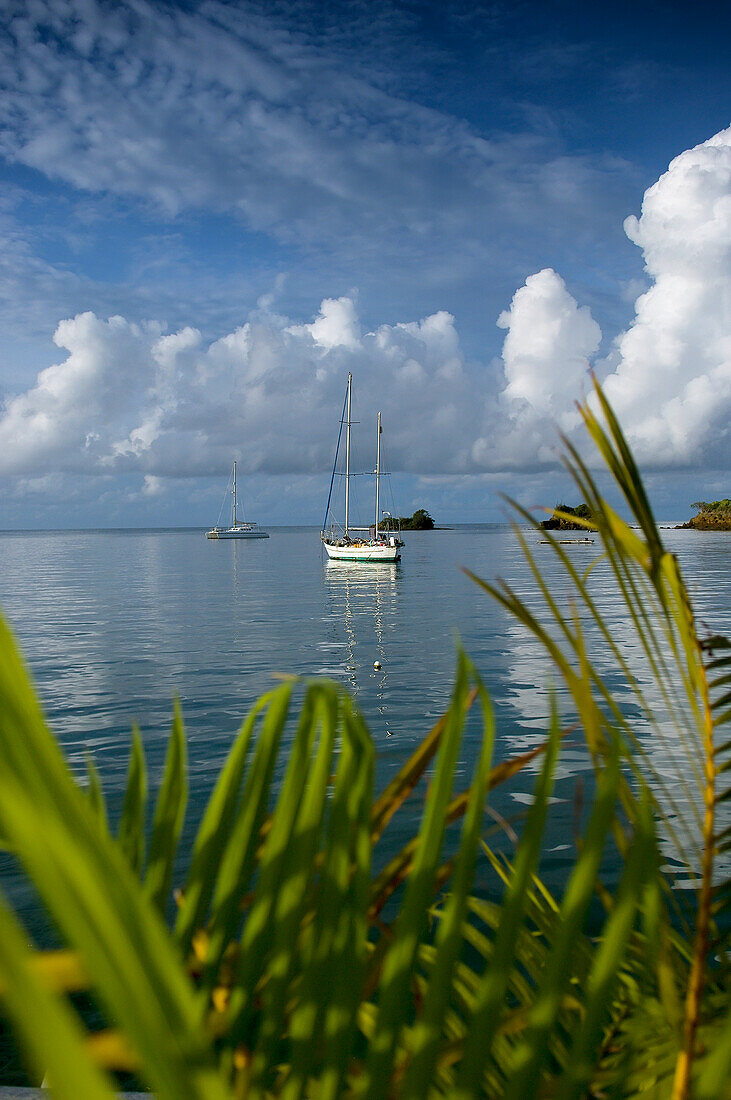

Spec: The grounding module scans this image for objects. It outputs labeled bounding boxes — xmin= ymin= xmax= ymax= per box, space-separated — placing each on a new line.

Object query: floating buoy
xmin=374 ymin=660 xmax=382 ymax=670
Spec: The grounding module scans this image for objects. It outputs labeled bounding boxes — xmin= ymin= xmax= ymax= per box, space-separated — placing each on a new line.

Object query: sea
xmin=0 ymin=524 xmax=729 ymax=935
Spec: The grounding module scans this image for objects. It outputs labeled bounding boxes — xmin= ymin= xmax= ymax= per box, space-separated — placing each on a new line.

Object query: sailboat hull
xmin=207 ymin=526 xmax=269 ymax=539
xmin=323 ymin=539 xmax=400 ymax=562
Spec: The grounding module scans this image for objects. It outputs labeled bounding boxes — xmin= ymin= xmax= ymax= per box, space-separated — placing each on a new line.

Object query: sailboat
xmin=321 ymin=373 xmax=403 ymax=563
xmin=206 ymin=461 xmax=269 ymax=539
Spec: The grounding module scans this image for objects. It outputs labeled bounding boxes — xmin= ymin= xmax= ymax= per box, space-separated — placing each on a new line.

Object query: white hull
xmin=207 ymin=526 xmax=269 ymax=539
xmin=323 ymin=539 xmax=400 ymax=562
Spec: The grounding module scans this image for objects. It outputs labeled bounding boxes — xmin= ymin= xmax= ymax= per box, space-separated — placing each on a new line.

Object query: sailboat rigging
xmin=206 ymin=461 xmax=269 ymax=539
xmin=321 ymin=373 xmax=403 ymax=563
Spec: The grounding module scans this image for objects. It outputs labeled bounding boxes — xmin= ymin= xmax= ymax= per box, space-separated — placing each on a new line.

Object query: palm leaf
xmin=0 ymin=615 xmax=228 ymax=1100
xmin=452 ymin=708 xmax=561 ymax=1096
xmin=466 ymin=377 xmax=726 ymax=1096
xmin=282 ymin=697 xmax=374 ymax=1100
xmin=145 ymin=698 xmax=188 ymax=914
xmin=361 ymin=651 xmax=474 ymax=1099
xmin=118 ymin=722 xmax=147 ymax=877
xmin=399 ymin=657 xmax=495 ymax=1098
xmin=0 ymin=891 xmax=117 ymax=1100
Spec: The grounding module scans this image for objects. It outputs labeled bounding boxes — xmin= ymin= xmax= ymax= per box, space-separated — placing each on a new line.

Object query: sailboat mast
xmin=232 ymin=461 xmax=237 ymax=527
xmin=375 ymin=411 xmax=381 ymax=539
xmin=345 ymin=372 xmax=352 ymax=538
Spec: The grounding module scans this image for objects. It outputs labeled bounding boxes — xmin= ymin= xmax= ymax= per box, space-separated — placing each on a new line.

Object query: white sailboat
xmin=321 ymin=373 xmax=403 ymax=563
xmin=206 ymin=461 xmax=269 ymax=539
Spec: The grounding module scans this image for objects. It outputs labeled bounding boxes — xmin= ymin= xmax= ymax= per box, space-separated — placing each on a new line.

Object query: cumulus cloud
xmin=462 ymin=266 xmax=603 ymax=469
xmin=0 ymin=312 xmax=161 ymax=473
xmin=600 ymin=126 xmax=731 ymax=466
xmin=289 ymin=297 xmax=361 ymax=351
xmin=0 ymin=297 xmax=494 ymax=478
xmin=492 ymin=126 xmax=731 ymax=471
xmin=1 ymin=126 xmax=729 ymax=493
xmin=497 ymin=268 xmax=600 ymax=425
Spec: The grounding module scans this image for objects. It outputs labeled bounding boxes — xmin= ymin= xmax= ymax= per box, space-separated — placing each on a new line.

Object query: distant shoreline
xmin=675 ymin=521 xmax=731 ymax=531
xmin=675 ymin=500 xmax=731 ymax=531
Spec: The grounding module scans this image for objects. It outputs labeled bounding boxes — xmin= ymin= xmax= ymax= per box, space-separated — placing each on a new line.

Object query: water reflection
xmin=0 ymin=525 xmax=728 ymax=910
xmin=321 ymin=561 xmax=399 ymax=736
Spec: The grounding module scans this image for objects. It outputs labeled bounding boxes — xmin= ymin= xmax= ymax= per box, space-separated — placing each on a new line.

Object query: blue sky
xmin=0 ymin=0 xmax=728 ymax=528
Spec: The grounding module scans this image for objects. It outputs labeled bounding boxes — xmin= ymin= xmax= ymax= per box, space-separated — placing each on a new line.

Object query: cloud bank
xmin=491 ymin=125 xmax=731 ymax=470
xmin=0 ymin=300 xmax=490 ymax=478
xmin=603 ymin=127 xmax=731 ymax=466
xmin=1 ymin=127 xmax=729 ymax=488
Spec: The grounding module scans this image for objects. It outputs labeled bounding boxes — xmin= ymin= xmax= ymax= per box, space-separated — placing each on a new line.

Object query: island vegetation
xmin=540 ymin=501 xmax=595 ymax=530
xmin=0 ymin=383 xmax=729 ymax=1098
xmin=678 ymin=498 xmax=731 ymax=530
xmin=381 ymin=507 xmax=435 ymax=530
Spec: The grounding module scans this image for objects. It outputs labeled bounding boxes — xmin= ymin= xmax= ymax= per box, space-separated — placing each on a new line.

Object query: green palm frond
xmin=117 ymin=722 xmax=147 ymax=877
xmin=467 ymin=378 xmax=728 ymax=1097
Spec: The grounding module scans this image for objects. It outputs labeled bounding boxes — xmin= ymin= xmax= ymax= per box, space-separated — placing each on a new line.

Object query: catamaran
xmin=206 ymin=461 xmax=269 ymax=539
xmin=321 ymin=373 xmax=403 ymax=563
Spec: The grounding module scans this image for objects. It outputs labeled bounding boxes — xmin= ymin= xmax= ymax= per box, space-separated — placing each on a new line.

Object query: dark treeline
xmin=381 ymin=508 xmax=435 ymax=530
xmin=540 ymin=503 xmax=595 ymax=531
xmin=678 ymin=499 xmax=731 ymax=530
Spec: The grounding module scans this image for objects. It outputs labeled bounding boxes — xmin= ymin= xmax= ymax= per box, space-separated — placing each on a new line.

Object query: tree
xmin=409 ymin=508 xmax=434 ymax=529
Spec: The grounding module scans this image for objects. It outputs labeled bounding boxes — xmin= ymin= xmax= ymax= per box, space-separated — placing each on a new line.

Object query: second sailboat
xmin=321 ymin=373 xmax=403 ymax=563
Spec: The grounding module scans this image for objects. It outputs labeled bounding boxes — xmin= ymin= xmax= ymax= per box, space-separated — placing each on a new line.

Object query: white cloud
xmin=497 ymin=268 xmax=600 ymax=425
xmin=0 ymin=298 xmax=492 ymax=478
xmin=0 ymin=0 xmax=631 ymax=259
xmin=1 ymin=126 xmax=728 ymax=499
xmin=289 ymin=297 xmax=361 ymax=350
xmin=0 ymin=312 xmax=160 ymax=473
xmin=600 ymin=125 xmax=731 ymax=466
xmin=0 ymin=0 xmax=642 ymax=408
xmin=491 ymin=126 xmax=731 ymax=472
xmin=141 ymin=475 xmax=164 ymax=497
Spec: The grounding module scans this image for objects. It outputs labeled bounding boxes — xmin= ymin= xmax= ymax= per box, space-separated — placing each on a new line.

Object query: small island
xmin=540 ymin=503 xmax=595 ymax=531
xmin=381 ymin=508 xmax=435 ymax=531
xmin=677 ymin=499 xmax=731 ymax=530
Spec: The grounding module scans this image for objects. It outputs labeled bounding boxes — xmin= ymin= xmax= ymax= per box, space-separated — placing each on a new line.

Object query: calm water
xmin=0 ymin=524 xmax=729 ymax=928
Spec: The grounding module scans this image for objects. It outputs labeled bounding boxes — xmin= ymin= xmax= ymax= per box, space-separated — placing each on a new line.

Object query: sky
xmin=0 ymin=0 xmax=729 ymax=528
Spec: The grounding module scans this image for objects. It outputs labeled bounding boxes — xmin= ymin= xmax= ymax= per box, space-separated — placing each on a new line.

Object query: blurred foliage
xmin=0 ymin=381 xmax=728 ymax=1098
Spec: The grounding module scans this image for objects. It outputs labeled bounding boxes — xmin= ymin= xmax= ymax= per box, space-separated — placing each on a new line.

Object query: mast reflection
xmin=322 ymin=560 xmax=399 ymax=736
